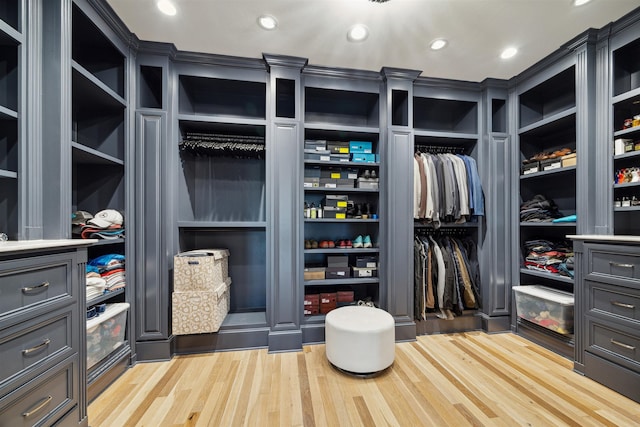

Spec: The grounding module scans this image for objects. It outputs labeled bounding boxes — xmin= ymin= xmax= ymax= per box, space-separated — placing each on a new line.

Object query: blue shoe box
xmin=351 ymin=153 xmax=377 ymax=163
xmin=349 ymin=141 xmax=373 ymax=154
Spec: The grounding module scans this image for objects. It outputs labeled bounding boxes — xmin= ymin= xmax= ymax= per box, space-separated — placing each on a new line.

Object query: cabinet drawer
xmin=588 ymin=280 xmax=640 ymax=322
xmin=0 ymin=256 xmax=73 ymax=318
xmin=587 ymin=319 xmax=640 ymax=371
xmin=589 ymin=249 xmax=640 ymax=281
xmin=0 ymin=360 xmax=76 ymax=427
xmin=0 ymin=311 xmax=73 ymax=388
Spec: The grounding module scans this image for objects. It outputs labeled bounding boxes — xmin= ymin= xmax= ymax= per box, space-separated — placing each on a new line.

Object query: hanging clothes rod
xmin=414 ymin=144 xmax=466 ymax=154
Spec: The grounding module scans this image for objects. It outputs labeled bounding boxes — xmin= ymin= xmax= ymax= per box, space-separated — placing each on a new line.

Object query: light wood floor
xmin=88 ymin=332 xmax=640 ymax=426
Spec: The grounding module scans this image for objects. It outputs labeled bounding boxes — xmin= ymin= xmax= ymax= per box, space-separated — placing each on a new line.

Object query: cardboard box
xmin=304 ymin=140 xmax=327 ymax=151
xmin=521 ymin=162 xmax=540 ymax=175
xmin=326 ymin=266 xmax=350 ymax=279
xmin=513 ymin=285 xmax=574 ymax=334
xmin=304 ymin=267 xmax=326 ymax=280
xmin=327 ymin=255 xmax=349 ymax=267
xmin=349 ymin=141 xmax=373 ymax=154
xmin=356 ymin=256 xmax=378 ymax=268
xmin=357 ymin=177 xmax=379 ymax=190
xmin=304 ymin=294 xmax=319 ymax=305
xmin=173 ymin=249 xmax=229 ymax=292
xmin=320 ymin=292 xmax=337 ymax=314
xmin=330 ymin=154 xmax=351 ymax=162
xmin=304 ymin=305 xmax=320 ymax=315
xmin=352 ymin=266 xmax=378 ymax=278
xmin=337 ymin=290 xmax=354 ymax=302
xmin=303 ymin=177 xmax=320 ymax=188
xmin=562 ymin=152 xmax=576 ymax=167
xmin=171 ymin=277 xmax=231 ymax=336
xmin=87 ymin=303 xmax=130 ymax=368
xmin=323 ymin=207 xmax=346 ymax=219
xmin=351 ymin=153 xmax=376 ymax=163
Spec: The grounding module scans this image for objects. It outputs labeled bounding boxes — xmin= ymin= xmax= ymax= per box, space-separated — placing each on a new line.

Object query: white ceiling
xmin=106 ymin=0 xmax=640 ymax=82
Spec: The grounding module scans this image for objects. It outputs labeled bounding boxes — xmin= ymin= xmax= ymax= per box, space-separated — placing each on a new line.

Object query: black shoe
xmin=370 ymin=170 xmax=377 ymax=179
xmin=363 ymin=170 xmax=371 ymax=179
xmin=355 ymin=204 xmax=363 ymax=218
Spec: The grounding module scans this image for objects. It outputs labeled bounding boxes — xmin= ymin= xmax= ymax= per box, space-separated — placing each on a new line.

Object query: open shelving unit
xmin=175 ymin=69 xmax=268 ymax=329
xmin=0 ymin=0 xmax=20 ymax=240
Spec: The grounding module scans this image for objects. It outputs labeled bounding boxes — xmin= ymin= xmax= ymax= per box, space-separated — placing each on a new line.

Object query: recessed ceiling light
xmin=500 ymin=47 xmax=518 ymax=59
xmin=573 ymin=0 xmax=591 ymax=6
xmin=430 ymin=39 xmax=448 ymax=50
xmin=257 ymin=15 xmax=278 ymax=30
xmin=156 ymin=0 xmax=176 ymax=16
xmin=347 ymin=25 xmax=369 ymax=42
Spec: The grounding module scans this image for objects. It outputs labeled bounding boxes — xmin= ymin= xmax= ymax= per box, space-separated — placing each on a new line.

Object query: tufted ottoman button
xmin=325 ymin=305 xmax=395 ymax=376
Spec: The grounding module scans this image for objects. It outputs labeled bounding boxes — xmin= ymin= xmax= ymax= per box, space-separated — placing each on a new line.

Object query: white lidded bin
xmin=513 ymin=285 xmax=574 ymax=334
xmin=86 ymin=302 xmax=130 ymax=368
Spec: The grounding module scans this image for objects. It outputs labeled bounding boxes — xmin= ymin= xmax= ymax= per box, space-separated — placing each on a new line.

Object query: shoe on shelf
xmin=363 ymin=170 xmax=371 ymax=179
xmin=304 ymin=240 xmax=311 ymax=249
xmin=363 ymin=235 xmax=372 ymax=248
xmin=338 ymin=240 xmax=347 ymax=249
xmin=353 ymin=235 xmax=364 ymax=248
xmin=370 ymin=170 xmax=377 ymax=179
xmin=328 ymin=240 xmax=336 ymax=248
xmin=355 ymin=204 xmax=363 ymax=219
xmin=311 ymin=240 xmax=318 ymax=249
xmin=319 ymin=240 xmax=329 ymax=249
xmin=345 ymin=240 xmax=353 ymax=249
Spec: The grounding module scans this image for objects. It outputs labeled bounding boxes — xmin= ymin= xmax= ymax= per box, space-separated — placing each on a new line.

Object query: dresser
xmin=570 ymin=235 xmax=640 ymax=403
xmin=0 ymin=240 xmax=93 ymax=426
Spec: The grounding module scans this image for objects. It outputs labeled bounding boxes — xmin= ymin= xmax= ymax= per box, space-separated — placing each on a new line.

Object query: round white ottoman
xmin=325 ymin=305 xmax=395 ymax=375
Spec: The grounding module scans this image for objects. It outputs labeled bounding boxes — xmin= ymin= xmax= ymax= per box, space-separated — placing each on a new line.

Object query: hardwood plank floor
xmin=88 ymin=332 xmax=640 ymax=426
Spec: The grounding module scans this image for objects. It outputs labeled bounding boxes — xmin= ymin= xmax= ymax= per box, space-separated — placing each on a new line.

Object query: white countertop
xmin=0 ymin=239 xmax=98 ymax=253
xmin=567 ymin=234 xmax=640 ymax=244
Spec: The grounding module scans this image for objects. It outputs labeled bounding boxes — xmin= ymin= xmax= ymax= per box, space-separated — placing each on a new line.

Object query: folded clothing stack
xmin=520 ymin=194 xmax=562 ymax=222
xmin=522 ymin=239 xmax=574 ymax=278
xmin=72 ymin=209 xmax=125 ymax=240
xmin=86 ymin=253 xmax=126 ymax=298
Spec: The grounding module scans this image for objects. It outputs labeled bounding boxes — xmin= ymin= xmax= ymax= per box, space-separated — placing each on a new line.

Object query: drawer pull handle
xmin=21 ymin=281 xmax=50 ymax=294
xmin=611 ymin=301 xmax=635 ymax=309
xmin=22 ymin=339 xmax=51 ymax=356
xmin=610 ymin=339 xmax=636 ymax=351
xmin=22 ymin=395 xmax=52 ymax=417
xmin=609 ymin=262 xmax=634 ymax=269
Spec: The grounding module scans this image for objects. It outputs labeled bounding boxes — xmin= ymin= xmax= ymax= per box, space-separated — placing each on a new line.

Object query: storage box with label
xmin=336 ymin=178 xmax=355 ymax=189
xmin=352 ymin=266 xmax=378 ymax=278
xmin=319 ymin=178 xmax=338 ymax=188
xmin=357 ymin=177 xmax=379 ymax=190
xmin=561 ymin=152 xmax=576 ymax=167
xmin=303 ymin=177 xmax=320 ymax=188
xmin=337 ymin=290 xmax=354 ymax=302
xmin=304 ymin=305 xmax=320 ymax=315
xmin=87 ymin=302 xmax=130 ymax=368
xmin=356 ymin=256 xmax=378 ymax=268
xmin=304 ymin=294 xmax=320 ymax=306
xmin=323 ymin=194 xmax=349 ymax=207
xmin=304 ymin=166 xmax=322 ymax=178
xmin=327 ymin=255 xmax=348 ymax=267
xmin=351 ymin=153 xmax=377 ymax=163
xmin=330 ymin=153 xmax=351 ymax=162
xmin=349 ymin=141 xmax=373 ymax=153
xmin=304 ymin=149 xmax=331 ymax=162
xmin=323 ymin=207 xmax=347 ymax=219
xmin=327 ymin=141 xmax=350 ymax=154
xmin=513 ymin=285 xmax=574 ymax=334
xmin=540 ymin=158 xmax=562 ymax=171
xmin=320 ymin=292 xmax=337 ymax=314
xmin=304 ymin=140 xmax=327 ymax=151
xmin=172 ymin=277 xmax=232 ymax=335
xmin=521 ymin=161 xmax=540 ymax=175
xmin=174 ymin=249 xmax=229 ymax=291
xmin=304 ymin=267 xmax=326 ymax=280
xmin=326 ymin=266 xmax=350 ymax=279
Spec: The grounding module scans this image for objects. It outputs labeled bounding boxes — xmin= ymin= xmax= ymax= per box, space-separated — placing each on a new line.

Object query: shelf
xmin=614 ymin=206 xmax=640 ymax=212
xmin=304 ymin=218 xmax=379 ymax=223
xmin=85 ymin=238 xmax=125 ymax=247
xmin=304 ymin=160 xmax=380 ymax=168
xmin=304 ymin=87 xmax=379 ymax=129
xmin=304 ymin=187 xmax=378 ymax=194
xmin=303 ymin=122 xmax=380 ymax=134
xmin=87 ymin=288 xmax=125 ymax=307
xmin=520 ymin=222 xmax=576 ymax=227
xmin=0 ymin=104 xmax=17 ymax=119
xmin=613 ymin=150 xmax=640 ymax=160
xmin=613 ymin=181 xmax=640 ymax=189
xmin=72 ymin=61 xmax=126 ymax=107
xmin=414 ymin=221 xmax=479 ymax=228
xmin=413 ymin=97 xmax=478 ymax=134
xmin=72 ymin=141 xmax=124 ymax=166
xmin=177 ymin=114 xmax=266 ymax=127
xmin=613 ymin=126 xmax=640 ymax=138
xmin=520 ymin=268 xmax=574 ymax=284
xmin=413 ymin=130 xmax=479 ymax=140
xmin=304 ymin=278 xmax=380 ymax=286
xmin=0 ymin=168 xmax=16 ymax=179
xmin=304 ymin=248 xmax=380 ymax=254
xmin=520 ymin=165 xmax=576 ymax=179
xmin=612 ymin=86 xmax=640 ymax=106
xmin=518 ymin=107 xmax=576 ymax=135
xmin=221 ymin=311 xmax=268 ymax=329
xmin=178 ymin=221 xmax=267 ymax=229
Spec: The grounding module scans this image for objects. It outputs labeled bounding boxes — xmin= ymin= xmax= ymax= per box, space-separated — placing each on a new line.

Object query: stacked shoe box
xmin=320 ymin=292 xmax=337 ymax=314
xmin=323 ymin=195 xmax=348 ymax=219
xmin=172 ymin=249 xmax=231 ymax=335
xmin=326 ymin=141 xmax=350 ymax=163
xmin=304 ymin=294 xmax=320 ymax=315
xmin=352 ymin=255 xmax=378 ymax=278
xmin=337 ymin=290 xmax=354 ymax=307
xmin=326 ymin=255 xmax=350 ymax=279
xmin=304 ymin=165 xmax=321 ymax=188
xmin=349 ymin=141 xmax=377 ymax=163
xmin=304 ymin=139 xmax=330 ymax=161
xmin=319 ymin=167 xmax=358 ymax=189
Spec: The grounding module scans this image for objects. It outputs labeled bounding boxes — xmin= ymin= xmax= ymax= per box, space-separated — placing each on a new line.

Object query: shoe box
xmin=304 ymin=139 xmax=327 ymax=151
xmin=357 ymin=177 xmax=379 ymax=190
xmin=330 ymin=153 xmax=350 ymax=162
xmin=349 ymin=141 xmax=373 ymax=154
xmin=304 ymin=149 xmax=331 ymax=162
xmin=352 ymin=266 xmax=378 ymax=278
xmin=304 ymin=266 xmax=326 ymax=280
xmin=320 ymin=292 xmax=337 ymax=313
xmin=561 ymin=152 xmax=576 ymax=167
xmin=540 ymin=157 xmax=562 ymax=171
xmin=304 ymin=293 xmax=320 ymax=315
xmin=326 ymin=255 xmax=350 ymax=279
xmin=319 ymin=167 xmax=358 ymax=180
xmin=324 ymin=195 xmax=349 ymax=207
xmin=337 ymin=290 xmax=354 ymax=306
xmin=323 ymin=207 xmax=347 ymax=219
xmin=351 ymin=153 xmax=377 ymax=163
xmin=326 ymin=141 xmax=350 ymax=154
xmin=319 ymin=178 xmax=355 ymax=189
xmin=355 ymin=256 xmax=378 ymax=268
xmin=521 ymin=161 xmax=540 ymax=175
